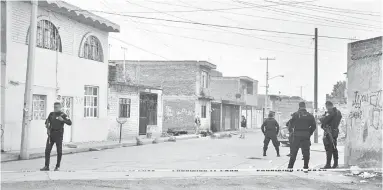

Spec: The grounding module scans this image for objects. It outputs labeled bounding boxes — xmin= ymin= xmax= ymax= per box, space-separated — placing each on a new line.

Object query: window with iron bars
xmin=35 ymin=20 xmax=62 ymax=52
xmin=83 ymin=35 xmax=104 ymax=62
xmin=119 ymin=98 xmax=131 ymax=118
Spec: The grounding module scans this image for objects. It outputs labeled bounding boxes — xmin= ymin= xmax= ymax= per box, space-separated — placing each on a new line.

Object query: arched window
xmin=35 ymin=20 xmax=62 ymax=52
xmin=81 ymin=35 xmax=103 ymax=62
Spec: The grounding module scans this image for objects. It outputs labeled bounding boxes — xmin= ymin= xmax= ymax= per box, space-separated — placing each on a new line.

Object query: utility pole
xmin=20 ymin=0 xmax=38 ymax=159
xmin=314 ymin=28 xmax=318 ymax=143
xmin=300 ymin=86 xmax=303 ymax=98
xmin=121 ymin=47 xmax=127 ymax=82
xmin=260 ymin=57 xmax=275 ymax=121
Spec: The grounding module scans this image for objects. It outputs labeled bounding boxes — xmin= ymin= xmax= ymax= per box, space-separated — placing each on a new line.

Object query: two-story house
xmin=210 ymin=74 xmax=259 ymax=132
xmin=108 ymin=60 xmax=216 ymax=133
xmin=0 ymin=1 xmax=120 ymax=151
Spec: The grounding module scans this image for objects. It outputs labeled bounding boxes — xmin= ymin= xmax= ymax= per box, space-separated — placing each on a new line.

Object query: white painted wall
xmin=3 ymin=1 xmax=111 ymax=151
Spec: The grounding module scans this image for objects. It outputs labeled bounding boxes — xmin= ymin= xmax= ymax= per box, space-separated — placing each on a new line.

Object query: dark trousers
xmin=288 ymin=136 xmax=311 ymax=169
xmin=44 ymin=131 xmax=63 ymax=168
xmin=323 ymin=132 xmax=338 ymax=162
xmin=263 ymin=135 xmax=279 ymax=150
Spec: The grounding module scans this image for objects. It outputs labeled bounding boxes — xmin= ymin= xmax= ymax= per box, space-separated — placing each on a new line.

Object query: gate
xmin=61 ymin=96 xmax=73 ymax=143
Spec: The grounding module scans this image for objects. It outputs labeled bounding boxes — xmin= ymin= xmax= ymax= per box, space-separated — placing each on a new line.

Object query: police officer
xmin=288 ymin=102 xmax=316 ymax=170
xmin=40 ymin=102 xmax=72 ymax=171
xmin=320 ymin=101 xmax=342 ymax=169
xmin=261 ymin=111 xmax=280 ymax=157
xmin=286 ymin=113 xmax=304 ymax=160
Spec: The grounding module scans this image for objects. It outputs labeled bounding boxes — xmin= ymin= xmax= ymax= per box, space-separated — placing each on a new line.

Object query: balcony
xmin=198 ymin=87 xmax=213 ymax=100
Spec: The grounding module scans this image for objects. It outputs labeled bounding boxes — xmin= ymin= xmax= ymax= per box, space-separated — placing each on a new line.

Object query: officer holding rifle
xmin=320 ymin=101 xmax=342 ymax=169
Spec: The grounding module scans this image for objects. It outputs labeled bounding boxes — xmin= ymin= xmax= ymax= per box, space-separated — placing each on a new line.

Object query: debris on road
xmin=350 ymin=166 xmax=362 ymax=175
xmin=359 ymin=172 xmax=377 ymax=179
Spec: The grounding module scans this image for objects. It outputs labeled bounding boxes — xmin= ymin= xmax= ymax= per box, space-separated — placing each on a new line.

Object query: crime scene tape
xmin=1 ymin=168 xmax=382 ymax=173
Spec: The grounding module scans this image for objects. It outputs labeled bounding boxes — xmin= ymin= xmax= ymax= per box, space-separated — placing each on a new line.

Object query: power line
xmin=272 ymin=0 xmax=381 ymax=22
xmin=233 ymin=0 xmax=381 ymax=29
xmin=128 ymin=24 xmax=316 ymax=56
xmin=94 ymin=12 xmax=361 ymax=40
xmin=110 ymin=36 xmax=169 ymax=60
xmin=173 ymin=0 xmax=339 ymax=52
xmin=299 ymin=1 xmax=381 ymax=16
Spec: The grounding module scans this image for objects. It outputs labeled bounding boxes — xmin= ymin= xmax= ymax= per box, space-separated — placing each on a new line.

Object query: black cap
xmin=299 ymin=102 xmax=306 ymax=108
xmin=325 ymin=101 xmax=333 ymax=106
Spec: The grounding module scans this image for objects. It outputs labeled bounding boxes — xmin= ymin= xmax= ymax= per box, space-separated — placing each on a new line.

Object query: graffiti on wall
xmin=349 ymin=90 xmax=382 ymax=140
xmin=164 ymin=106 xmax=194 ymax=122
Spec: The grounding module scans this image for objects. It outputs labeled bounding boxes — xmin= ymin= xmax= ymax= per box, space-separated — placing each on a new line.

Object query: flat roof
xmin=109 ymin=60 xmax=217 ymax=69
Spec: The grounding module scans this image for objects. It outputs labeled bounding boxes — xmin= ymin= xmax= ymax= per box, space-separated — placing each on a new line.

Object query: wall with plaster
xmin=345 ymin=36 xmax=382 ymax=168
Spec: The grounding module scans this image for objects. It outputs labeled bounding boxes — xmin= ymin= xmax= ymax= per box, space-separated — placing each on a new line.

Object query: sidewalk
xmin=1 ymin=134 xmax=200 ymax=162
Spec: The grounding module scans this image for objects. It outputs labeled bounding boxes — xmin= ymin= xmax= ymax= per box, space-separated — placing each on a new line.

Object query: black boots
xmin=303 ymin=158 xmax=309 ymax=169
xmin=321 ymin=151 xmax=332 ymax=169
xmin=40 ymin=166 xmax=49 ymax=171
xmin=263 ymin=147 xmax=267 ymax=156
xmin=276 ymin=147 xmax=280 ymax=157
xmin=332 ymin=149 xmax=339 ymax=168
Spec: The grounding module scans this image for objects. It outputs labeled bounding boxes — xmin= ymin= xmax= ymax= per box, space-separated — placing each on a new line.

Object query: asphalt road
xmin=1 ymin=132 xmax=381 ymax=189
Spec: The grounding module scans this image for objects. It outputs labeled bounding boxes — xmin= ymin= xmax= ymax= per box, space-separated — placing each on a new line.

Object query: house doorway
xmin=210 ymin=103 xmax=221 ymax=132
xmin=139 ymin=93 xmax=158 ymax=135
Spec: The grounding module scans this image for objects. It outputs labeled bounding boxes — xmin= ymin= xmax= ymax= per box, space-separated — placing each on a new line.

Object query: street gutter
xmin=1 ymin=135 xmax=200 ymax=162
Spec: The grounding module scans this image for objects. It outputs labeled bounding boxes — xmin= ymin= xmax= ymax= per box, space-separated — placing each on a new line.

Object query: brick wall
xmin=163 ymin=97 xmax=196 ymax=132
xmin=115 ymin=62 xmax=199 ymax=96
xmin=210 ymin=77 xmax=239 ymax=102
xmin=345 ymin=36 xmax=382 ymax=168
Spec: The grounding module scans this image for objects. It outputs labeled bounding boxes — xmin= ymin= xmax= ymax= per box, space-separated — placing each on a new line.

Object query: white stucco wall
xmin=3 ymin=1 xmax=111 ymax=151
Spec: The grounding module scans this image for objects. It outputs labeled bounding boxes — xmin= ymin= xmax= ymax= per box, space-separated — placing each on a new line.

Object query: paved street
xmin=1 ymin=131 xmax=381 ymax=189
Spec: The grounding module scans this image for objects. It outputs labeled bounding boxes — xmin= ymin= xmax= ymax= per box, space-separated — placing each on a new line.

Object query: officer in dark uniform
xmin=261 ymin=111 xmax=280 ymax=157
xmin=286 ymin=113 xmax=304 ymax=160
xmin=288 ymin=102 xmax=316 ymax=170
xmin=40 ymin=102 xmax=72 ymax=171
xmin=320 ymin=101 xmax=342 ymax=169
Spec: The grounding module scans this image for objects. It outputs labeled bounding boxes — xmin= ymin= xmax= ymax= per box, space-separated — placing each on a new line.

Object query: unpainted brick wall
xmin=163 ymin=98 xmax=196 ymax=132
xmin=115 ymin=62 xmax=199 ymax=96
xmin=345 ymin=36 xmax=382 ymax=168
xmin=210 ymin=77 xmax=239 ymax=102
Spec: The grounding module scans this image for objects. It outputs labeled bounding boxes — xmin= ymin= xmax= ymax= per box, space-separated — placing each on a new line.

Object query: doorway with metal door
xmin=61 ymin=96 xmax=73 ymax=143
xmin=210 ymin=103 xmax=221 ymax=132
xmin=139 ymin=93 xmax=158 ymax=135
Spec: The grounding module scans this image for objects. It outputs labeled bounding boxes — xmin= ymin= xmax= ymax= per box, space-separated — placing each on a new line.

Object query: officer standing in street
xmin=40 ymin=102 xmax=72 ymax=171
xmin=261 ymin=111 xmax=280 ymax=157
xmin=288 ymin=102 xmax=317 ymax=171
xmin=320 ymin=101 xmax=342 ymax=169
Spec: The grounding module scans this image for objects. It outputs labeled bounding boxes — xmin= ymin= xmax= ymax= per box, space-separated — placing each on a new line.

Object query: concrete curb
xmin=1 ymin=135 xmax=199 ymax=162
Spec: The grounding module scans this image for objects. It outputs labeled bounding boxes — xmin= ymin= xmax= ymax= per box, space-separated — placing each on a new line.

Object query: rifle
xmin=45 ymin=121 xmax=52 ymax=144
xmin=320 ymin=112 xmax=336 ymax=150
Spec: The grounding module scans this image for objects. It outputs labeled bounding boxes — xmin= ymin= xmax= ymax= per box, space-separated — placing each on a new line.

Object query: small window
xmin=119 ymin=98 xmax=131 ymax=118
xmin=84 ymin=86 xmax=99 ymax=118
xmin=201 ymin=71 xmax=208 ymax=88
xmin=201 ymin=105 xmax=207 ymax=118
xmin=32 ymin=95 xmax=47 ymax=120
xmin=247 ymin=83 xmax=253 ymax=95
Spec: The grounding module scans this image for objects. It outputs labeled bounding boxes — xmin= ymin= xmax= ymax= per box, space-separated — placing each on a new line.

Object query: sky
xmin=65 ymin=0 xmax=382 ymax=107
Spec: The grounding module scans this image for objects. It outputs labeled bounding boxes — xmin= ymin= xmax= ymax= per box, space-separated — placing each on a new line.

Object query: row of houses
xmin=106 ymin=60 xmax=264 ymax=141
xmin=0 ymin=1 xmax=314 ymax=152
xmin=0 ymin=1 xmax=266 ymax=151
